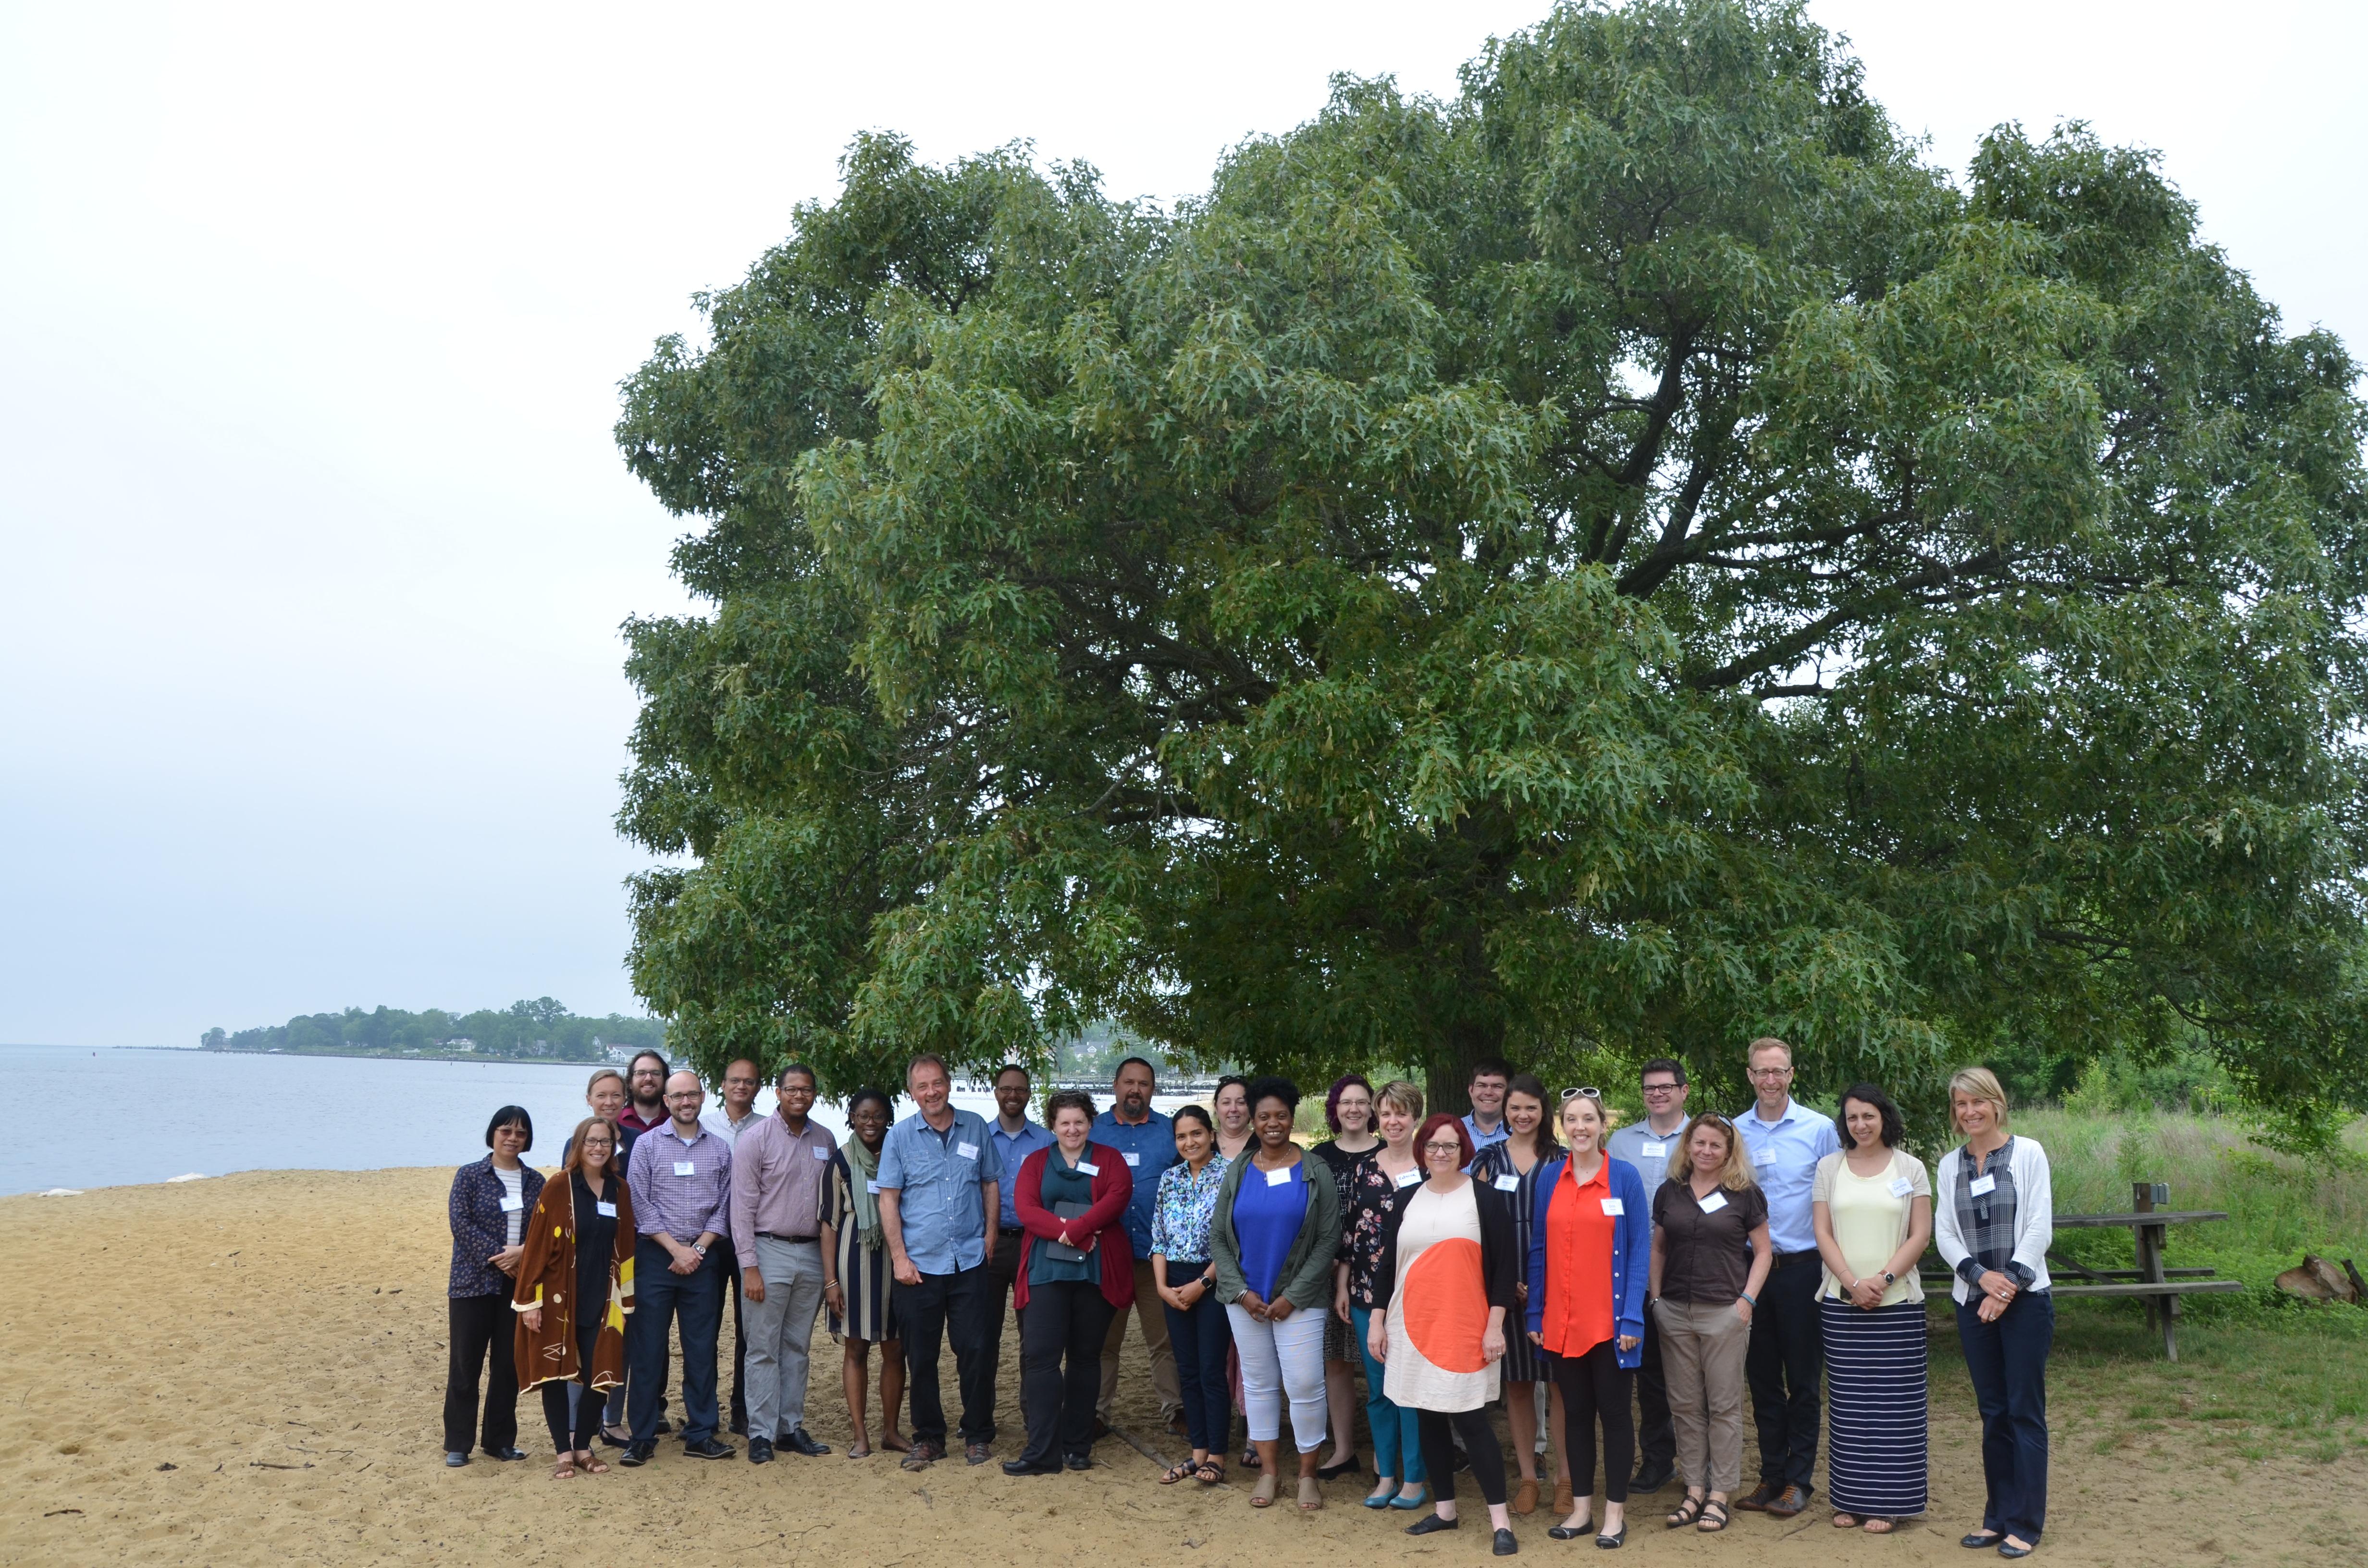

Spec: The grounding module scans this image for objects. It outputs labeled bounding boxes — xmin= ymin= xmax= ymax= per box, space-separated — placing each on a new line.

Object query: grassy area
xmin=2013 ymin=1107 xmax=2368 ymax=1320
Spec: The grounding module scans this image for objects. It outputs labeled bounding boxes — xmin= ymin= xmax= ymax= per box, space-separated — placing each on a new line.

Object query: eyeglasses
xmin=1641 ymin=1082 xmax=1683 ymax=1094
xmin=1421 ymin=1141 xmax=1465 ymax=1156
xmin=1560 ymin=1087 xmax=1602 ymax=1101
xmin=1747 ymin=1066 xmax=1791 ymax=1079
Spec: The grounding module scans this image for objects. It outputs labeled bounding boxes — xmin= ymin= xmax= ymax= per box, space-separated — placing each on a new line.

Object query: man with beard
xmin=1090 ymin=1056 xmax=1182 ymax=1435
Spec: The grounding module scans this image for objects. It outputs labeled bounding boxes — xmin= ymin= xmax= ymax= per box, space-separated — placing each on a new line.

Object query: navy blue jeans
xmin=628 ymin=1237 xmax=725 ymax=1445
xmin=1955 ymin=1289 xmax=2052 ymax=1544
xmin=1161 ymin=1274 xmax=1234 ymax=1455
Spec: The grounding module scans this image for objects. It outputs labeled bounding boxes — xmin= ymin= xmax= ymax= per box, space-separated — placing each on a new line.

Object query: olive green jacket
xmin=1210 ymin=1147 xmax=1341 ymax=1311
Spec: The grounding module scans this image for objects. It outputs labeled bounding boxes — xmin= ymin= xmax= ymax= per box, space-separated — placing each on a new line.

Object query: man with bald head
xmin=704 ymin=1058 xmax=765 ymax=1435
xmin=620 ymin=1069 xmax=737 ymax=1465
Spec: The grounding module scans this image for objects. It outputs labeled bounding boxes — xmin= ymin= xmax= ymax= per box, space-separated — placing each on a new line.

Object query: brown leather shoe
xmin=1762 ymin=1484 xmax=1811 ymax=1519
xmin=1512 ymin=1477 xmax=1540 ymax=1516
xmin=1733 ymin=1480 xmax=1784 ymax=1512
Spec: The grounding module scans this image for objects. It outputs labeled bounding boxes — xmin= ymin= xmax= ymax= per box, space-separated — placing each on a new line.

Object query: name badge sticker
xmin=865 ymin=1180 xmax=882 ymax=1195
xmin=1698 ymin=1191 xmax=1728 ymax=1214
xmin=1601 ymin=1197 xmax=1625 ymax=1216
xmin=1967 ymin=1174 xmax=1996 ymax=1197
xmin=1492 ymin=1174 xmax=1520 ymax=1193
xmin=1640 ymin=1141 xmax=1666 ymax=1158
xmin=498 ymin=1194 xmax=523 ymax=1213
xmin=1265 ymin=1165 xmax=1293 ymax=1187
xmin=1122 ymin=1151 xmax=1141 ymax=1167
xmin=1888 ymin=1176 xmax=1914 ymax=1198
xmin=1077 ymin=1161 xmax=1100 ymax=1176
xmin=1394 ymin=1169 xmax=1420 ymax=1188
xmin=956 ymin=1140 xmax=980 ymax=1161
xmin=673 ymin=1160 xmax=696 ymax=1177
xmin=596 ymin=1200 xmax=617 ymax=1218
xmin=813 ymin=1145 xmax=832 ymax=1160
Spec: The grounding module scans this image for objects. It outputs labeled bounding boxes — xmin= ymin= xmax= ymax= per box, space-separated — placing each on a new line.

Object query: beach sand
xmin=3 ymin=1168 xmax=2361 ymax=1566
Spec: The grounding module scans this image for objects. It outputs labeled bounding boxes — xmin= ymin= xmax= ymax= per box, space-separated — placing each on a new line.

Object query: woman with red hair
xmin=1365 ymin=1112 xmax=1521 ymax=1556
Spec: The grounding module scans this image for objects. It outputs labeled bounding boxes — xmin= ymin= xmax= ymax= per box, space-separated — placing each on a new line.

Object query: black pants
xmin=443 ymin=1293 xmax=520 ymax=1455
xmin=985 ymin=1229 xmax=1024 ymax=1437
xmin=1555 ymin=1341 xmax=1635 ymax=1502
xmin=896 ymin=1263 xmax=997 ymax=1446
xmin=540 ymin=1324 xmax=604 ymax=1454
xmin=1418 ymin=1407 xmax=1507 ymax=1507
xmin=1018 ymin=1279 xmax=1115 ymax=1465
xmin=714 ymin=1237 xmax=748 ymax=1433
xmin=1745 ymin=1253 xmax=1824 ymax=1490
xmin=1633 ymin=1293 xmax=1675 ymax=1472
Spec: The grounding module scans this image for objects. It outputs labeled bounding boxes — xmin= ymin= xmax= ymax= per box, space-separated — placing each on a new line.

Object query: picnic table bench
xmin=1922 ymin=1181 xmax=2242 ymax=1360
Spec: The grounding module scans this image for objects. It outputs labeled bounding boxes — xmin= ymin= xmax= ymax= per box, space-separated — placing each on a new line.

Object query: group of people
xmin=444 ymin=1041 xmax=2056 ymax=1557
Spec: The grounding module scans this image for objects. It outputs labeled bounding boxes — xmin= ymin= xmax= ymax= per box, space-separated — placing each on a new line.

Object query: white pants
xmin=1227 ymin=1302 xmax=1328 ymax=1452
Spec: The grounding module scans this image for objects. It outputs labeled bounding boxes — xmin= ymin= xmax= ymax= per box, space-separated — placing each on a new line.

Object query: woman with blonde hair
xmin=1935 ymin=1068 xmax=2052 ymax=1559
xmin=1337 ymin=1078 xmax=1430 ymax=1508
xmin=512 ymin=1116 xmax=637 ymax=1479
xmin=1648 ymin=1113 xmax=1772 ymax=1533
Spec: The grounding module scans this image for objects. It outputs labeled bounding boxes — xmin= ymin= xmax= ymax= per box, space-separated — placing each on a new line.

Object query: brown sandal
xmin=577 ymin=1451 xmax=609 ymax=1475
xmin=1249 ymin=1471 xmax=1278 ymax=1507
xmin=551 ymin=1457 xmax=577 ymax=1480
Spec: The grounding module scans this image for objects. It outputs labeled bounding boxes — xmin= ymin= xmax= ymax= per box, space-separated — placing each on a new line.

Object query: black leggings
xmin=540 ymin=1324 xmax=604 ymax=1454
xmin=1418 ymin=1408 xmax=1507 ymax=1507
xmin=1555 ymin=1340 xmax=1635 ymax=1503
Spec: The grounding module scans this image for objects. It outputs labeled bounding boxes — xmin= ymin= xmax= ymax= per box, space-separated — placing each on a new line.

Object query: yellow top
xmin=1812 ymin=1148 xmax=1928 ymax=1306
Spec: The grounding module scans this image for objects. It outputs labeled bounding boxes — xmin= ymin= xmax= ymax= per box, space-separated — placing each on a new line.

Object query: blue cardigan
xmin=1524 ymin=1154 xmax=1651 ymax=1370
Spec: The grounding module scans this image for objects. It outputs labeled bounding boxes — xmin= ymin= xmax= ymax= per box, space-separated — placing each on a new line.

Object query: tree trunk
xmin=1425 ymin=1016 xmax=1505 ymax=1123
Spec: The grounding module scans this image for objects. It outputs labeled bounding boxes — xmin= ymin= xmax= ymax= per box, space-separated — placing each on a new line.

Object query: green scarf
xmin=842 ymin=1136 xmax=885 ymax=1251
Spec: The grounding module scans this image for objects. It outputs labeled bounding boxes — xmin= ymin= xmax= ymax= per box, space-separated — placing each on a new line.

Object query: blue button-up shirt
xmin=1734 ymin=1097 xmax=1839 ymax=1254
xmin=1606 ymin=1119 xmax=1687 ymax=1218
xmin=988 ymin=1116 xmax=1055 ymax=1230
xmin=1461 ymin=1113 xmax=1511 ymax=1164
xmin=876 ymin=1107 xmax=1001 ymax=1275
xmin=1090 ymin=1107 xmax=1177 ymax=1255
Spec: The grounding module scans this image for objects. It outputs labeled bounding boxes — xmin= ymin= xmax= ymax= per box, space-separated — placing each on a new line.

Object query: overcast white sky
xmin=2 ymin=1 xmax=2360 ymax=1046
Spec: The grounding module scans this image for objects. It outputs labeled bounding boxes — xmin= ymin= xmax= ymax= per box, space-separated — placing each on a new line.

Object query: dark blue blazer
xmin=1523 ymin=1154 xmax=1650 ymax=1370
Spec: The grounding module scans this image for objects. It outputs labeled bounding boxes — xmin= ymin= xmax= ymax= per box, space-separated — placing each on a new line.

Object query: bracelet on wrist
xmin=1739 ymin=1291 xmax=1756 ymax=1305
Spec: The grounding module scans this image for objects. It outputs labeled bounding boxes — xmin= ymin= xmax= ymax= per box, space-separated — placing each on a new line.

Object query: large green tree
xmin=616 ymin=0 xmax=2368 ymax=1137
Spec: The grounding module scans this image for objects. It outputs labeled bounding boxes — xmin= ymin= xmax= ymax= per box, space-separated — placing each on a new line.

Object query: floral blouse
xmin=1149 ymin=1153 xmax=1232 ymax=1263
xmin=1342 ymin=1149 xmax=1421 ymax=1307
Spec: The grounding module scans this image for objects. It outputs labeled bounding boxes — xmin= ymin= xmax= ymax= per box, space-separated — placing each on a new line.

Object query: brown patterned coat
xmin=509 ymin=1173 xmax=637 ymax=1392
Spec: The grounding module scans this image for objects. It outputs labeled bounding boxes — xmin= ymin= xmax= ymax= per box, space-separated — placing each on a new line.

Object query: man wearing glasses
xmin=1605 ymin=1058 xmax=1690 ymax=1494
xmin=728 ymin=1062 xmax=840 ymax=1461
xmin=1730 ymin=1037 xmax=1839 ymax=1519
xmin=621 ymin=1070 xmax=738 ymax=1464
xmin=704 ymin=1059 xmax=765 ymax=1435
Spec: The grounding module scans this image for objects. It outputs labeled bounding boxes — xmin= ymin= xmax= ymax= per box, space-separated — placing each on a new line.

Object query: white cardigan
xmin=1932 ymin=1136 xmax=2052 ymax=1305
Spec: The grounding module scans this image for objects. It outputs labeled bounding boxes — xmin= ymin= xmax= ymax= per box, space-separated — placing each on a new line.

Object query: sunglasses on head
xmin=1560 ymin=1087 xmax=1603 ymax=1101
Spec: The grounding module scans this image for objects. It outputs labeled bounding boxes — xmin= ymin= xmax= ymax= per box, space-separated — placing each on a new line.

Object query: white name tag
xmin=1122 ymin=1151 xmax=1141 ymax=1167
xmin=596 ymin=1200 xmax=617 ymax=1218
xmin=1265 ymin=1165 xmax=1293 ymax=1187
xmin=1601 ymin=1198 xmax=1625 ymax=1216
xmin=957 ymin=1140 xmax=979 ymax=1161
xmin=1394 ymin=1169 xmax=1420 ymax=1188
xmin=1968 ymin=1174 xmax=1996 ymax=1197
xmin=1640 ymin=1141 xmax=1665 ymax=1158
xmin=865 ymin=1180 xmax=882 ymax=1195
xmin=812 ymin=1145 xmax=832 ymax=1161
xmin=1493 ymin=1174 xmax=1520 ymax=1192
xmin=498 ymin=1194 xmax=523 ymax=1213
xmin=1756 ymin=1151 xmax=1775 ymax=1165
xmin=1698 ymin=1191 xmax=1728 ymax=1214
xmin=1888 ymin=1177 xmax=1914 ymax=1198
xmin=1077 ymin=1162 xmax=1100 ymax=1176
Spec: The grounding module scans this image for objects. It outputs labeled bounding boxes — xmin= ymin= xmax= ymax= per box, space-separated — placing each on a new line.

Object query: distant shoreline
xmin=197 ymin=1045 xmax=625 ymax=1066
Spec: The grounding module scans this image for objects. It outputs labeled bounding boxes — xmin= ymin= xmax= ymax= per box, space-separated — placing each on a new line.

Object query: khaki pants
xmin=1097 ymin=1257 xmax=1181 ymax=1421
xmin=1656 ymin=1297 xmax=1750 ymax=1494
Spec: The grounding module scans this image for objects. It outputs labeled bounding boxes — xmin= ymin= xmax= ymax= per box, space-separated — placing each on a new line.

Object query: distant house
xmin=605 ymin=1044 xmax=639 ymax=1064
xmin=445 ymin=1038 xmax=478 ymax=1053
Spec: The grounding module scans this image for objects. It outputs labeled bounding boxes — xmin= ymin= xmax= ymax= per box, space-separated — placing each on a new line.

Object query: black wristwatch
xmin=1881 ymin=1270 xmax=1896 ymax=1286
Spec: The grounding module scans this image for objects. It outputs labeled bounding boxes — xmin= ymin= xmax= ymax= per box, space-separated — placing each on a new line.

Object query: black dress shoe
xmin=1002 ymin=1458 xmax=1061 ymax=1476
xmin=1628 ymin=1463 xmax=1673 ymax=1494
xmin=729 ymin=1418 xmax=748 ymax=1436
xmin=1063 ymin=1454 xmax=1093 ymax=1471
xmin=1493 ymin=1528 xmax=1519 ymax=1556
xmin=618 ymin=1441 xmax=656 ymax=1467
xmin=1406 ymin=1515 xmax=1459 ymax=1536
xmin=779 ymin=1427 xmax=832 ymax=1457
xmin=654 ymin=1418 xmax=674 ymax=1436
xmin=746 ymin=1437 xmax=774 ymax=1464
xmin=682 ymin=1436 xmax=736 ymax=1460
xmin=1316 ymin=1454 xmax=1361 ymax=1480
xmin=443 ymin=1451 xmax=469 ymax=1467
xmin=1547 ymin=1520 xmax=1590 ymax=1541
xmin=483 ymin=1446 xmax=527 ymax=1461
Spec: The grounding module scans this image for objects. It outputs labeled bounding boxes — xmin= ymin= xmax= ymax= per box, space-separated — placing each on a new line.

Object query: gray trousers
xmin=744 ymin=1235 xmax=826 ymax=1438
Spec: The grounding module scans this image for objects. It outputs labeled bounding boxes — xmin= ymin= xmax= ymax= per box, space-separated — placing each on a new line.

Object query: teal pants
xmin=1351 ymin=1304 xmax=1427 ymax=1484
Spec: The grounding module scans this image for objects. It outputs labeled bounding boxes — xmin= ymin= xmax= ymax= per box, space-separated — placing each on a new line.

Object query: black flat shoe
xmin=443 ymin=1451 xmax=469 ymax=1467
xmin=1002 ymin=1458 xmax=1061 ymax=1476
xmin=1997 ymin=1544 xmax=2035 ymax=1560
xmin=1628 ymin=1464 xmax=1673 ymax=1494
xmin=1548 ymin=1519 xmax=1591 ymax=1541
xmin=1064 ymin=1454 xmax=1093 ymax=1471
xmin=1962 ymin=1533 xmax=2005 ymax=1550
xmin=1494 ymin=1528 xmax=1520 ymax=1556
xmin=1596 ymin=1526 xmax=1626 ymax=1549
xmin=1317 ymin=1455 xmax=1361 ymax=1480
xmin=1406 ymin=1515 xmax=1460 ymax=1536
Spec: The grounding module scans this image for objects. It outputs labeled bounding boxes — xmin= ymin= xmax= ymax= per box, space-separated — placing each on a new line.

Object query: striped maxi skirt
xmin=1820 ymin=1297 xmax=1929 ymax=1518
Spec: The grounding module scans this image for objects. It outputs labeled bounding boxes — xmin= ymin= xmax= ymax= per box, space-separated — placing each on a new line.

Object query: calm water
xmin=0 ymin=1044 xmax=1205 ymax=1196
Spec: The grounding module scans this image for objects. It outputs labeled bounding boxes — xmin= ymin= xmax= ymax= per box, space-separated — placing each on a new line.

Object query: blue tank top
xmin=1232 ymin=1158 xmax=1309 ymax=1300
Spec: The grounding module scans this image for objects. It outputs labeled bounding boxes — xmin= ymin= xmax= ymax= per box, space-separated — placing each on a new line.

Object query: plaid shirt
xmin=627 ymin=1121 xmax=733 ymax=1242
xmin=1949 ymin=1135 xmax=2031 ymax=1288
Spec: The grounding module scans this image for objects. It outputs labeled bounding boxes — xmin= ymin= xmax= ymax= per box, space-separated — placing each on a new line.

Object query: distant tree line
xmin=199 ymin=999 xmax=668 ymax=1062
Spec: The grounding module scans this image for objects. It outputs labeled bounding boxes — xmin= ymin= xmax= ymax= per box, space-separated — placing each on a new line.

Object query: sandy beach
xmin=4 ymin=1167 xmax=2361 ymax=1567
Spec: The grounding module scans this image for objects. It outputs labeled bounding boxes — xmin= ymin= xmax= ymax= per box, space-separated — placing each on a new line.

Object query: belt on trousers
xmin=999 ymin=1226 xmax=1025 ymax=1237
xmin=1770 ymin=1249 xmax=1819 ymax=1268
xmin=759 ymin=1232 xmax=819 ymax=1244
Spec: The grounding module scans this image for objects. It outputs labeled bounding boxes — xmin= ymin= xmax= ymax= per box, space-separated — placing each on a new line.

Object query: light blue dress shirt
xmin=1090 ymin=1107 xmax=1177 ymax=1255
xmin=1733 ymin=1097 xmax=1840 ymax=1254
xmin=1460 ymin=1113 xmax=1511 ymax=1161
xmin=876 ymin=1107 xmax=1001 ymax=1275
xmin=1605 ymin=1119 xmax=1687 ymax=1218
xmin=988 ymin=1116 xmax=1055 ymax=1229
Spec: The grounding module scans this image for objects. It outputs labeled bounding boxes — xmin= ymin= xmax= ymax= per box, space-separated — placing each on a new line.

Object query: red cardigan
xmin=1012 ymin=1142 xmax=1136 ymax=1311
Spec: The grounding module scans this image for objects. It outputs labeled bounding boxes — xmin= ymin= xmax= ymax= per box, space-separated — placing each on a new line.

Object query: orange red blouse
xmin=1539 ymin=1154 xmax=1616 ymax=1358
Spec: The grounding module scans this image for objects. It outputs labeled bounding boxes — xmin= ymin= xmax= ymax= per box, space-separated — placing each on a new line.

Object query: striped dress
xmin=1468 ymin=1140 xmax=1549 ymax=1383
xmin=1816 ymin=1149 xmax=1931 ymax=1518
